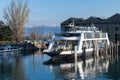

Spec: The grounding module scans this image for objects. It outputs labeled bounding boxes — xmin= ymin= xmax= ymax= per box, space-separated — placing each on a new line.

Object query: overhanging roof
xmin=105 ymin=13 xmax=120 ymax=23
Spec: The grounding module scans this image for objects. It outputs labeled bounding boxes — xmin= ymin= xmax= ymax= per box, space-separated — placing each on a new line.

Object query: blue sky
xmin=0 ymin=0 xmax=120 ymax=27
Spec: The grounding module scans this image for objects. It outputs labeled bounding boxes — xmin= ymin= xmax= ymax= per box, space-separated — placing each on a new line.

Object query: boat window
xmin=84 ymin=32 xmax=106 ymax=39
xmin=95 ymin=33 xmax=100 ymax=38
xmin=52 ymin=40 xmax=78 ymax=51
xmin=84 ymin=33 xmax=93 ymax=39
xmin=102 ymin=33 xmax=106 ymax=38
xmin=55 ymin=33 xmax=80 ymax=37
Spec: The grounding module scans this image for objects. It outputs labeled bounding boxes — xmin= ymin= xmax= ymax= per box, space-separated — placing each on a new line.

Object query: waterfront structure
xmin=43 ymin=25 xmax=110 ymax=58
xmin=61 ymin=13 xmax=120 ymax=42
xmin=0 ymin=45 xmax=22 ymax=56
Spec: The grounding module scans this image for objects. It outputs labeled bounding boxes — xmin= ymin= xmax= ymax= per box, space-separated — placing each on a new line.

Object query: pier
xmin=78 ymin=41 xmax=120 ymax=61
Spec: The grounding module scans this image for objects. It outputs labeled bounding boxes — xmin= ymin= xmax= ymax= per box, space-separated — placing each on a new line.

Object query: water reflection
xmin=106 ymin=54 xmax=120 ymax=80
xmin=44 ymin=55 xmax=120 ymax=80
xmin=0 ymin=56 xmax=25 ymax=80
xmin=0 ymin=50 xmax=120 ymax=80
xmin=0 ymin=50 xmax=38 ymax=80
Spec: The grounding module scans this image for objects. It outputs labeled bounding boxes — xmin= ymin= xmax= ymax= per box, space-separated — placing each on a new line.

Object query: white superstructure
xmin=43 ymin=25 xmax=110 ymax=58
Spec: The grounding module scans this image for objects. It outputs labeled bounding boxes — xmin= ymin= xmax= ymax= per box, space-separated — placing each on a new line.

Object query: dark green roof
xmin=105 ymin=13 xmax=120 ymax=23
xmin=83 ymin=16 xmax=104 ymax=24
xmin=61 ymin=17 xmax=85 ymax=25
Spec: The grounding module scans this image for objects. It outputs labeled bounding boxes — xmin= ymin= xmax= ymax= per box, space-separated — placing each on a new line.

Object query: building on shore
xmin=61 ymin=13 xmax=120 ymax=42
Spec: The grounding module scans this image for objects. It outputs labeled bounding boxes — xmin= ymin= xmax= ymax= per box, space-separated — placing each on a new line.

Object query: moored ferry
xmin=43 ymin=25 xmax=110 ymax=58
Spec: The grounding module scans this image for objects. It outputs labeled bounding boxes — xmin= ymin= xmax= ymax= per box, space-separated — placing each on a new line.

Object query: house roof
xmin=61 ymin=17 xmax=85 ymax=26
xmin=83 ymin=16 xmax=104 ymax=24
xmin=105 ymin=13 xmax=120 ymax=23
xmin=61 ymin=13 xmax=120 ymax=26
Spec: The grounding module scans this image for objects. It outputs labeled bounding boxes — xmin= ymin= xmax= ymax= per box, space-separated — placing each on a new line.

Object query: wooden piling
xmin=93 ymin=41 xmax=96 ymax=58
xmin=109 ymin=44 xmax=111 ymax=55
xmin=117 ymin=43 xmax=118 ymax=54
xmin=117 ymin=42 xmax=119 ymax=67
xmin=96 ymin=41 xmax=99 ymax=58
xmin=75 ymin=46 xmax=78 ymax=62
xmin=83 ymin=47 xmax=86 ymax=59
xmin=105 ymin=43 xmax=108 ymax=57
xmin=109 ymin=43 xmax=112 ymax=58
xmin=116 ymin=42 xmax=119 ymax=61
xmin=114 ymin=43 xmax=116 ymax=54
xmin=75 ymin=46 xmax=78 ymax=74
xmin=82 ymin=47 xmax=86 ymax=68
xmin=111 ymin=42 xmax=113 ymax=54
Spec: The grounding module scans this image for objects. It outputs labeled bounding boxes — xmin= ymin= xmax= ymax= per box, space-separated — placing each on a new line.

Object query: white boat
xmin=0 ymin=45 xmax=22 ymax=56
xmin=43 ymin=25 xmax=110 ymax=58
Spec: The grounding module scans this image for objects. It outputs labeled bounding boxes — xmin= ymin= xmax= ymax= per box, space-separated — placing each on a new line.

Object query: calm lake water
xmin=0 ymin=51 xmax=120 ymax=80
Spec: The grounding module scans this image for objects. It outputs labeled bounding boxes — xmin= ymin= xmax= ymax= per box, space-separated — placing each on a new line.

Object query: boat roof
xmin=52 ymin=36 xmax=79 ymax=41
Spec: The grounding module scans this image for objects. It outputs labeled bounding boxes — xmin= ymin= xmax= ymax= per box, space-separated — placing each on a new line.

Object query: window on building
xmin=115 ymin=27 xmax=118 ymax=31
xmin=106 ymin=27 xmax=109 ymax=32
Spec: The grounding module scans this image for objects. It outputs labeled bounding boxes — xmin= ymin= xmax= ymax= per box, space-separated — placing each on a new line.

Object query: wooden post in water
xmin=109 ymin=43 xmax=112 ymax=58
xmin=111 ymin=42 xmax=114 ymax=60
xmin=75 ymin=46 xmax=78 ymax=74
xmin=117 ymin=42 xmax=119 ymax=55
xmin=108 ymin=44 xmax=110 ymax=55
xmin=111 ymin=42 xmax=113 ymax=54
xmin=115 ymin=43 xmax=117 ymax=58
xmin=109 ymin=43 xmax=111 ymax=55
xmin=116 ymin=43 xmax=118 ymax=58
xmin=93 ymin=41 xmax=96 ymax=58
xmin=96 ymin=40 xmax=99 ymax=58
xmin=117 ymin=42 xmax=119 ymax=67
xmin=117 ymin=42 xmax=119 ymax=54
xmin=116 ymin=42 xmax=119 ymax=62
xmin=114 ymin=43 xmax=116 ymax=57
xmin=83 ymin=47 xmax=86 ymax=59
xmin=114 ymin=43 xmax=116 ymax=55
xmin=105 ymin=43 xmax=108 ymax=57
xmin=82 ymin=47 xmax=86 ymax=68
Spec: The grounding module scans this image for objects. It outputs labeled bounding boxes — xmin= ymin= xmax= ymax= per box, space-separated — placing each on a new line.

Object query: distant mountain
xmin=25 ymin=26 xmax=60 ymax=36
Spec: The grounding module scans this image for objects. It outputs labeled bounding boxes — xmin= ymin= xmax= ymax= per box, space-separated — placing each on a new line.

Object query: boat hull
xmin=43 ymin=50 xmax=94 ymax=60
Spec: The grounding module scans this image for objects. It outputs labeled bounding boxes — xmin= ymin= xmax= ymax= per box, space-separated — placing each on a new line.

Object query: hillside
xmin=25 ymin=26 xmax=60 ymax=36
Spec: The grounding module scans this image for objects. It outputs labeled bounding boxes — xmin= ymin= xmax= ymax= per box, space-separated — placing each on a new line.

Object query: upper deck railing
xmin=62 ymin=25 xmax=100 ymax=32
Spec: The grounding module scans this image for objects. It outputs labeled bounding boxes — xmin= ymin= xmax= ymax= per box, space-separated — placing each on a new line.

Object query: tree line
xmin=24 ymin=28 xmax=53 ymax=41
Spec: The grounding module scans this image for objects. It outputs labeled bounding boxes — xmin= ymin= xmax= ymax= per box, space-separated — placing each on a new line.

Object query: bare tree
xmin=4 ymin=0 xmax=29 ymax=42
xmin=30 ymin=30 xmax=36 ymax=41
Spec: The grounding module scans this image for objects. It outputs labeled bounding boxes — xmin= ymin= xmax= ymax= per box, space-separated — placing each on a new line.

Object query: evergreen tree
xmin=0 ymin=21 xmax=12 ymax=41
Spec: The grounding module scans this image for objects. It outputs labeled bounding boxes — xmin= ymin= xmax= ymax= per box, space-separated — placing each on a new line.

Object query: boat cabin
xmin=43 ymin=25 xmax=110 ymax=58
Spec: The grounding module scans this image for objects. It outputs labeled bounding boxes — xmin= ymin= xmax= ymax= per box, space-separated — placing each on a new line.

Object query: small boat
xmin=43 ymin=25 xmax=110 ymax=59
xmin=0 ymin=45 xmax=22 ymax=56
